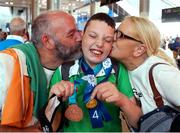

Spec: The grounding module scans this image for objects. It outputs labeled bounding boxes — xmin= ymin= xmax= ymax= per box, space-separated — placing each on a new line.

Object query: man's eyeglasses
xmin=115 ymin=30 xmax=142 ymax=44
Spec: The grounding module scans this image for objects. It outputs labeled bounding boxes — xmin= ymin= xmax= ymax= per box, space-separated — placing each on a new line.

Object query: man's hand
xmin=50 ymin=80 xmax=74 ymax=101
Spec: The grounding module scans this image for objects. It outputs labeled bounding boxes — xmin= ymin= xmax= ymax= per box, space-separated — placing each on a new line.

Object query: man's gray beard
xmin=66 ymin=47 xmax=82 ymax=62
xmin=55 ymin=42 xmax=82 ymax=61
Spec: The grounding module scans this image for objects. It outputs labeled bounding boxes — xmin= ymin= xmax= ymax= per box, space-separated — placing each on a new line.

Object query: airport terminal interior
xmin=0 ymin=0 xmax=179 ymax=33
xmin=0 ymin=0 xmax=180 ymax=131
xmin=0 ymin=0 xmax=180 ymax=60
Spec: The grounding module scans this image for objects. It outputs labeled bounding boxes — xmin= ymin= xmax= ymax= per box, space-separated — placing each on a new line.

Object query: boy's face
xmin=82 ymin=20 xmax=115 ymax=67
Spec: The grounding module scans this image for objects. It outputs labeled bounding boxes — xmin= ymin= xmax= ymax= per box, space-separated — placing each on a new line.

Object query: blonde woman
xmin=93 ymin=16 xmax=180 ymax=130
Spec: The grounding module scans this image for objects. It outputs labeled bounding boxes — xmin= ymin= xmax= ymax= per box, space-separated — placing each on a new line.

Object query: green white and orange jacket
xmin=0 ymin=44 xmax=49 ymax=128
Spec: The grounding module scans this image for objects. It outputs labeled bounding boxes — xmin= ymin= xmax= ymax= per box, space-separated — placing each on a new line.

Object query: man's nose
xmin=75 ymin=31 xmax=82 ymax=42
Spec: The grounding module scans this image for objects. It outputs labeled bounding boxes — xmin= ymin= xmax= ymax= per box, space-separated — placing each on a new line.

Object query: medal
xmin=86 ymin=99 xmax=97 ymax=109
xmin=65 ymin=82 xmax=83 ymax=122
xmin=65 ymin=104 xmax=83 ymax=121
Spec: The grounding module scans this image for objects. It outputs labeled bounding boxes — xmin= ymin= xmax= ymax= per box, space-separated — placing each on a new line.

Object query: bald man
xmin=0 ymin=17 xmax=27 ymax=50
xmin=0 ymin=10 xmax=82 ymax=131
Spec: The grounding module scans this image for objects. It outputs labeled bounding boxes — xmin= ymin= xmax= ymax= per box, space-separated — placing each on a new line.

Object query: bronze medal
xmin=65 ymin=104 xmax=83 ymax=121
xmin=86 ymin=99 xmax=97 ymax=109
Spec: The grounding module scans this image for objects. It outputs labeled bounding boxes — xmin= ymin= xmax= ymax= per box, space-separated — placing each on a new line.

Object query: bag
xmin=138 ymin=105 xmax=180 ymax=132
xmin=38 ymin=94 xmax=63 ymax=132
xmin=138 ymin=63 xmax=180 ymax=132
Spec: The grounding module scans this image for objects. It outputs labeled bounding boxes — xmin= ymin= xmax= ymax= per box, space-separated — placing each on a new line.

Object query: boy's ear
xmin=133 ymin=44 xmax=147 ymax=57
xmin=41 ymin=34 xmax=55 ymax=49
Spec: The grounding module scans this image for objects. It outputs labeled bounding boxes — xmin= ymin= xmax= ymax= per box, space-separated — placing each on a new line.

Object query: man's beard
xmin=54 ymin=39 xmax=82 ymax=61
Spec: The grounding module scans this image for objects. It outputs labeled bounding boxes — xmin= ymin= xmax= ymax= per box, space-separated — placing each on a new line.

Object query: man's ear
xmin=133 ymin=44 xmax=147 ymax=57
xmin=41 ymin=34 xmax=55 ymax=49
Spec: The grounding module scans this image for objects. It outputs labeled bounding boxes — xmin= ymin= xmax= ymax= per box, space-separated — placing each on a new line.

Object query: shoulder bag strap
xmin=149 ymin=62 xmax=168 ymax=107
xmin=61 ymin=60 xmax=75 ymax=80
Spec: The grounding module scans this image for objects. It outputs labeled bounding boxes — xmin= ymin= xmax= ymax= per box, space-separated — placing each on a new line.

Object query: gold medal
xmin=86 ymin=99 xmax=97 ymax=109
xmin=65 ymin=104 xmax=83 ymax=121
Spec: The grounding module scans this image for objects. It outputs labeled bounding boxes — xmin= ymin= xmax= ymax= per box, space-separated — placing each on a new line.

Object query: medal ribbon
xmin=68 ymin=80 xmax=79 ymax=104
xmin=80 ymin=57 xmax=112 ymax=128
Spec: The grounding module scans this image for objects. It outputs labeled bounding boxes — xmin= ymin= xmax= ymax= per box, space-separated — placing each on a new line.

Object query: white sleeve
xmin=0 ymin=53 xmax=15 ymax=114
xmin=154 ymin=65 xmax=180 ymax=106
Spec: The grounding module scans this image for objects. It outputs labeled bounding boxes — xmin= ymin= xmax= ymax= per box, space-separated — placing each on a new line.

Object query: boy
xmin=49 ymin=13 xmax=141 ymax=132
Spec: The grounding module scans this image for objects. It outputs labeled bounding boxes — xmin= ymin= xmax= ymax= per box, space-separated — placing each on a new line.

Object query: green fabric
xmin=50 ymin=59 xmax=133 ymax=132
xmin=116 ymin=63 xmax=134 ymax=98
xmin=49 ymin=68 xmax=62 ymax=90
xmin=12 ymin=43 xmax=48 ymax=117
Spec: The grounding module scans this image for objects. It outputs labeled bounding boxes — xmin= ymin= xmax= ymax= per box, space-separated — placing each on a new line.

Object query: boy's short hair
xmin=84 ymin=12 xmax=115 ymax=32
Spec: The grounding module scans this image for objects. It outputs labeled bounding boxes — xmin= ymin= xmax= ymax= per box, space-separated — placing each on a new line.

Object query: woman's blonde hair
xmin=124 ymin=16 xmax=176 ymax=66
